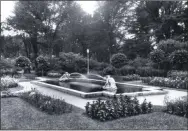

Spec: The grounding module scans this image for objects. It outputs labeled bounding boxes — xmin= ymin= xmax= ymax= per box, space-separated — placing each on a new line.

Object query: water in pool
xmin=44 ymin=79 xmax=143 ymax=93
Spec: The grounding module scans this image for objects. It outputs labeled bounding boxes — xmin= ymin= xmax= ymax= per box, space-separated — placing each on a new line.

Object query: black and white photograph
xmin=0 ymin=0 xmax=188 ymax=130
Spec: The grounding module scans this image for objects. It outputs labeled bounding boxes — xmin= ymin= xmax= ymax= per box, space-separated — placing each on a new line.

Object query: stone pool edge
xmin=30 ymin=80 xmax=168 ymax=98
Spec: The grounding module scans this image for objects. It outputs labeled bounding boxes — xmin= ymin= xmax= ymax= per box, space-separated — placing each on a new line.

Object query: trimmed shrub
xmin=128 ymin=57 xmax=152 ymax=68
xmin=36 ymin=56 xmax=49 ymax=76
xmin=15 ymin=56 xmax=31 ymax=73
xmin=0 ymin=58 xmax=15 ymax=74
xmin=141 ymin=77 xmax=188 ymax=89
xmin=59 ymin=52 xmax=80 ymax=72
xmin=20 ymin=89 xmax=72 ymax=114
xmin=136 ymin=67 xmax=167 ymax=77
xmin=75 ymin=58 xmax=87 ymax=73
xmin=89 ymin=59 xmax=101 ymax=70
xmin=59 ymin=52 xmax=85 ymax=73
xmin=15 ymin=56 xmax=31 ymax=68
xmin=167 ymin=70 xmax=188 ymax=80
xmin=85 ymin=96 xmax=153 ymax=121
xmin=111 ymin=53 xmax=128 ymax=68
xmin=164 ymin=96 xmax=187 ymax=118
xmin=150 ymin=49 xmax=165 ymax=64
xmin=169 ymin=50 xmax=188 ymax=70
xmin=98 ymin=62 xmax=109 ymax=71
xmin=103 ymin=66 xmax=117 ymax=75
xmin=158 ymin=39 xmax=186 ymax=54
xmin=1 ymin=76 xmax=18 ymax=90
xmin=119 ymin=65 xmax=136 ymax=75
xmin=122 ymin=74 xmax=140 ymax=81
xmin=47 ymin=57 xmax=61 ymax=71
xmin=58 ymin=52 xmax=109 ymax=73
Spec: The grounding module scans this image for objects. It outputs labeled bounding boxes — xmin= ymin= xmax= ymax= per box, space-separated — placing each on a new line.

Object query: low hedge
xmin=103 ymin=66 xmax=117 ymax=75
xmin=85 ymin=96 xmax=153 ymax=121
xmin=122 ymin=74 xmax=140 ymax=81
xmin=119 ymin=65 xmax=136 ymax=75
xmin=167 ymin=70 xmax=188 ymax=80
xmin=1 ymin=76 xmax=18 ymax=91
xmin=136 ymin=67 xmax=167 ymax=77
xmin=141 ymin=77 xmax=188 ymax=89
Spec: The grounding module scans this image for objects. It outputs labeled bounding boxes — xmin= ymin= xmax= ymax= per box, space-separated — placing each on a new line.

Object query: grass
xmin=1 ymin=97 xmax=187 ymax=130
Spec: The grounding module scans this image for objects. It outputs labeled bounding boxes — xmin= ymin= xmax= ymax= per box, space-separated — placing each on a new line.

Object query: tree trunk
xmin=30 ymin=35 xmax=38 ymax=69
xmin=23 ymin=38 xmax=30 ymax=59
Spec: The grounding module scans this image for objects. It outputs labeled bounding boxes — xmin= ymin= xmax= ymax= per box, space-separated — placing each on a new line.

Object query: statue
xmin=59 ymin=72 xmax=70 ymax=82
xmin=102 ymin=75 xmax=117 ymax=93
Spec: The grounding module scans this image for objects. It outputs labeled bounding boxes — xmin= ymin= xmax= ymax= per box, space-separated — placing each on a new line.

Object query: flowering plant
xmin=85 ymin=95 xmax=153 ymax=121
xmin=164 ymin=96 xmax=188 ymax=118
xmin=1 ymin=76 xmax=18 ymax=90
xmin=20 ymin=90 xmax=72 ymax=114
xmin=123 ymin=74 xmax=140 ymax=81
xmin=141 ymin=77 xmax=188 ymax=89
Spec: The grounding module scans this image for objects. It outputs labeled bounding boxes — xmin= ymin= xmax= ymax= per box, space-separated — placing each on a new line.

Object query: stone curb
xmin=31 ymin=80 xmax=168 ymax=98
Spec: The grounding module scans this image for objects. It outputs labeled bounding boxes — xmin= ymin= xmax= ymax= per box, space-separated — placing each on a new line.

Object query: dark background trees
xmin=2 ymin=1 xmax=188 ymax=69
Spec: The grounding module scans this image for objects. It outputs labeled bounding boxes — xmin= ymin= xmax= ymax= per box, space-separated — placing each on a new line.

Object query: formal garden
xmin=1 ymin=1 xmax=188 ymax=130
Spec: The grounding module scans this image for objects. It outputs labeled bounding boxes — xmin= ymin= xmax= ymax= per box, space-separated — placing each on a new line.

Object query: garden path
xmin=16 ymin=78 xmax=187 ymax=109
xmin=17 ymin=81 xmax=95 ymax=109
xmin=123 ymin=81 xmax=187 ymax=105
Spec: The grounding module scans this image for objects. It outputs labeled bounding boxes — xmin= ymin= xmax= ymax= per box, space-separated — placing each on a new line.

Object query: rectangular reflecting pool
xmin=44 ymin=79 xmax=143 ymax=93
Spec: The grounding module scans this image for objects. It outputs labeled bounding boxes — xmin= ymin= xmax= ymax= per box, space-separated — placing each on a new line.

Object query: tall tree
xmin=91 ymin=0 xmax=136 ymax=62
xmin=7 ymin=1 xmax=52 ymax=67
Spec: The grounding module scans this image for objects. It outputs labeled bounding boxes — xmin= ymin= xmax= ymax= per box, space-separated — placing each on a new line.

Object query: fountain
xmin=31 ymin=72 xmax=168 ymax=98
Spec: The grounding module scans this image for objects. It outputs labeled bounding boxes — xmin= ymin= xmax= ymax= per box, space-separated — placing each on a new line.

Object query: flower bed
xmin=20 ymin=89 xmax=72 ymax=115
xmin=167 ymin=70 xmax=188 ymax=80
xmin=141 ymin=77 xmax=188 ymax=89
xmin=85 ymin=95 xmax=153 ymax=121
xmin=0 ymin=76 xmax=18 ymax=91
xmin=164 ymin=96 xmax=188 ymax=118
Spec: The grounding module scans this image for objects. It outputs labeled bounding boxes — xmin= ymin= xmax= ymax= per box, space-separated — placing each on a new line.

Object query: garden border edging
xmin=30 ymin=80 xmax=168 ymax=98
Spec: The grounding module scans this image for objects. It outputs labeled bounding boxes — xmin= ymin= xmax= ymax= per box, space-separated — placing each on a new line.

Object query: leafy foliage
xmin=141 ymin=76 xmax=188 ymax=89
xmin=15 ymin=56 xmax=31 ymax=73
xmin=119 ymin=65 xmax=136 ymax=76
xmin=136 ymin=67 xmax=167 ymax=77
xmin=157 ymin=39 xmax=186 ymax=54
xmin=150 ymin=49 xmax=165 ymax=64
xmin=15 ymin=56 xmax=31 ymax=68
xmin=103 ymin=66 xmax=117 ymax=75
xmin=128 ymin=57 xmax=153 ymax=68
xmin=20 ymin=89 xmax=72 ymax=115
xmin=167 ymin=70 xmax=188 ymax=80
xmin=58 ymin=52 xmax=86 ymax=73
xmin=0 ymin=76 xmax=18 ymax=91
xmin=169 ymin=50 xmax=188 ymax=70
xmin=36 ymin=56 xmax=49 ymax=76
xmin=164 ymin=96 xmax=188 ymax=118
xmin=111 ymin=53 xmax=128 ymax=68
xmin=85 ymin=96 xmax=153 ymax=121
xmin=122 ymin=74 xmax=140 ymax=81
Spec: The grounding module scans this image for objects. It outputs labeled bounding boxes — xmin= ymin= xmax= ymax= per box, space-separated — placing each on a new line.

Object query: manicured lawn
xmin=1 ymin=97 xmax=187 ymax=130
